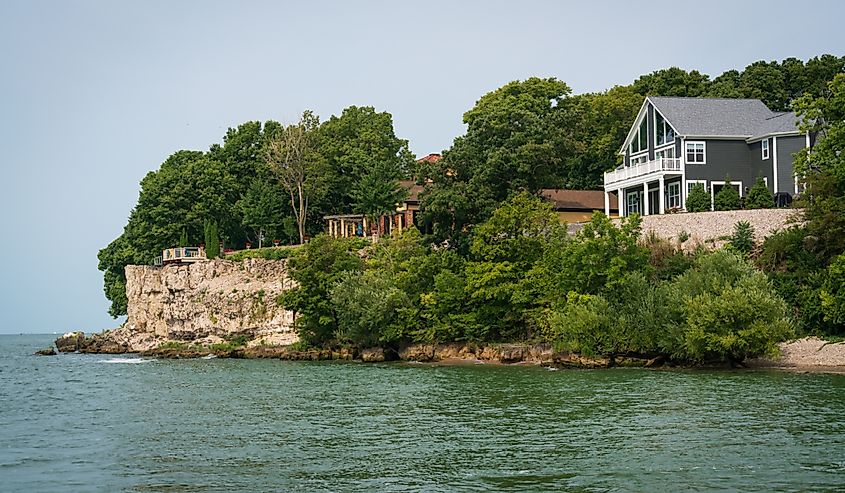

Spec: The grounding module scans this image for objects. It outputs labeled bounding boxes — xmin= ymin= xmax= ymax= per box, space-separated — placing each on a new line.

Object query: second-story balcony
xmin=604 ymin=158 xmax=681 ymax=186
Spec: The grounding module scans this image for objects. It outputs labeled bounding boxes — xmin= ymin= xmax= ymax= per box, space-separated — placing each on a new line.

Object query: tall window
xmin=667 ymin=182 xmax=681 ymax=209
xmin=762 ymin=139 xmax=770 ymax=160
xmin=626 ymin=191 xmax=641 ymax=215
xmin=686 ymin=141 xmax=706 ymax=164
xmin=655 ymin=111 xmax=676 ymax=147
xmin=629 ymin=117 xmax=649 ymax=156
xmin=656 ymin=147 xmax=675 ymax=160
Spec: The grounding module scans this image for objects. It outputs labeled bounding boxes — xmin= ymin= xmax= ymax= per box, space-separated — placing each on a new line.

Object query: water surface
xmin=2 ymin=334 xmax=844 ymax=492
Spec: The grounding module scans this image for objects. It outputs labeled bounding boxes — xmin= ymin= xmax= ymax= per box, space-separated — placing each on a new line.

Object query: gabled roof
xmin=649 ymin=96 xmax=779 ymax=137
xmin=540 ymin=189 xmax=617 ymax=211
xmin=749 ymin=111 xmax=802 ymax=141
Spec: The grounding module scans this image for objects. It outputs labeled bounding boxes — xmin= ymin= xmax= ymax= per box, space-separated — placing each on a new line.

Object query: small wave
xmin=98 ymin=358 xmax=151 ymax=364
xmin=201 ymin=354 xmax=217 ymax=360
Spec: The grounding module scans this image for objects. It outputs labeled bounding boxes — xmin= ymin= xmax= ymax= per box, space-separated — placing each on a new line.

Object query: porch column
xmin=329 ymin=220 xmax=334 ymax=238
xmin=604 ymin=190 xmax=610 ymax=216
xmin=618 ymin=188 xmax=624 ymax=217
xmin=658 ymin=176 xmax=665 ymax=214
xmin=363 ymin=217 xmax=368 ymax=236
xmin=340 ymin=218 xmax=346 ymax=238
xmin=642 ymin=182 xmax=649 ymax=216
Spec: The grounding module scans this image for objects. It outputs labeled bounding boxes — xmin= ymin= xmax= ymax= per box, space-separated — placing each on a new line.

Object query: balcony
xmin=604 ymin=158 xmax=681 ymax=186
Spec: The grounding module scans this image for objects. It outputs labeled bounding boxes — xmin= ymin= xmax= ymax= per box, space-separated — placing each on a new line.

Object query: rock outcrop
xmin=69 ymin=259 xmax=298 ymax=353
xmin=56 ymin=331 xmax=86 ymax=352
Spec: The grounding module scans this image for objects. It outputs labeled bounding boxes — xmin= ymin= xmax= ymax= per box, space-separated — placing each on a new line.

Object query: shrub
xmin=330 ymin=270 xmax=412 ymax=347
xmin=745 ymin=176 xmax=774 ymax=209
xmin=714 ymin=179 xmax=741 ymax=211
xmin=819 ymin=254 xmax=845 ymax=328
xmin=685 ymin=184 xmax=710 ymax=212
xmin=226 ymin=246 xmax=298 ymax=261
xmin=729 ymin=221 xmax=755 ymax=256
xmin=670 ymin=250 xmax=793 ymax=362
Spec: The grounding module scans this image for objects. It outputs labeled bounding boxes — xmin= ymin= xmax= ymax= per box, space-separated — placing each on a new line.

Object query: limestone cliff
xmin=101 ymin=259 xmax=298 ymax=352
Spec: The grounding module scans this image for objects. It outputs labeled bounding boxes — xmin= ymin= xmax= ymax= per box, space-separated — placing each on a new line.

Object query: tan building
xmin=540 ymin=189 xmax=619 ymax=222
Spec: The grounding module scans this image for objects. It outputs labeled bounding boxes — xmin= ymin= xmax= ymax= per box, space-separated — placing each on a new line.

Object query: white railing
xmin=604 ymin=158 xmax=681 ymax=186
xmin=161 ymin=247 xmax=207 ymax=264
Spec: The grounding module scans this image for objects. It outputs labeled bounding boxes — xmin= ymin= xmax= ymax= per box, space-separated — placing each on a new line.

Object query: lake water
xmin=1 ymin=334 xmax=844 ymax=492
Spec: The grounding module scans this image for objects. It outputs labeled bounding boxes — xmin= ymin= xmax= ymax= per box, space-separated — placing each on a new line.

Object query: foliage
xmin=713 ymin=178 xmax=741 ymax=211
xmin=238 ymin=179 xmax=286 ymax=247
xmin=277 ymin=234 xmax=364 ymax=345
xmin=745 ymin=176 xmax=774 ymax=209
xmin=225 ymin=245 xmax=299 ymax=261
xmin=685 ymin=184 xmax=711 ymax=212
xmin=330 ymin=270 xmax=412 ymax=347
xmin=204 ymin=220 xmax=220 ymax=258
xmin=729 ymin=221 xmax=755 ymax=256
xmin=179 ymin=228 xmax=188 ymax=248
xmin=819 ymin=254 xmax=845 ymax=328
xmin=671 ymin=251 xmax=792 ymax=362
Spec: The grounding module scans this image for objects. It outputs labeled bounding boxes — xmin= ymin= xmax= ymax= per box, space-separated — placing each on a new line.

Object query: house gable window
xmin=762 ymin=139 xmax=770 ymax=160
xmin=655 ymin=111 xmax=676 ymax=147
xmin=685 ymin=141 xmax=706 ymax=164
xmin=629 ymin=116 xmax=649 ymax=156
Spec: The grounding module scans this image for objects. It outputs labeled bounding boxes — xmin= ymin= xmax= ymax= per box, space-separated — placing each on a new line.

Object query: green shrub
xmin=714 ymin=179 xmax=742 ymax=211
xmin=226 ymin=245 xmax=298 ymax=261
xmin=685 ymin=184 xmax=711 ymax=212
xmin=330 ymin=270 xmax=412 ymax=347
xmin=745 ymin=176 xmax=774 ymax=209
xmin=670 ymin=250 xmax=793 ymax=362
xmin=729 ymin=221 xmax=755 ymax=256
xmin=820 ymin=254 xmax=845 ymax=327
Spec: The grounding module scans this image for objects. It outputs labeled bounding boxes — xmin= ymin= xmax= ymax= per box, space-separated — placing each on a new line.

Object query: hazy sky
xmin=0 ymin=0 xmax=842 ymax=334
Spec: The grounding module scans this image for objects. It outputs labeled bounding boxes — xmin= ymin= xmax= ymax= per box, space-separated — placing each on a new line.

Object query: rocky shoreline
xmin=48 ymin=330 xmax=845 ymax=372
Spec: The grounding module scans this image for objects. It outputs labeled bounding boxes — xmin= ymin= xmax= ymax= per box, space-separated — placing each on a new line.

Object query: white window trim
xmin=667 ymin=182 xmax=681 ymax=209
xmin=762 ymin=139 xmax=770 ymax=160
xmin=626 ymin=190 xmax=641 ymax=215
xmin=653 ymin=107 xmax=677 ymax=148
xmin=685 ymin=141 xmax=706 ymax=165
xmin=710 ymin=180 xmax=743 ymax=208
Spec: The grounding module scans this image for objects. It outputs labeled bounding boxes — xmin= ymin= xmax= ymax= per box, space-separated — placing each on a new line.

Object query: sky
xmin=0 ymin=0 xmax=843 ymax=334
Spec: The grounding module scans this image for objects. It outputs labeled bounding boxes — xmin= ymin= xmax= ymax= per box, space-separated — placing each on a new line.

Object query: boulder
xmin=55 ymin=331 xmax=85 ymax=352
xmin=35 ymin=347 xmax=56 ymax=356
xmin=361 ymin=347 xmax=385 ymax=362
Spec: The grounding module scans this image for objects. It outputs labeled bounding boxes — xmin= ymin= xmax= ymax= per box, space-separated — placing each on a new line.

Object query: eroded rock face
xmin=102 ymin=258 xmax=298 ymax=352
xmin=55 ymin=331 xmax=85 ymax=352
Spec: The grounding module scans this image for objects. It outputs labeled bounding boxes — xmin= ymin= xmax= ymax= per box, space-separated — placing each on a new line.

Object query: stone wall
xmin=619 ymin=208 xmax=804 ymax=244
xmin=121 ymin=258 xmax=297 ymax=349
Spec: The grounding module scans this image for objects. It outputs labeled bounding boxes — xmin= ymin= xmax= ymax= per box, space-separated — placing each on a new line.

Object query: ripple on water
xmin=1 ymin=335 xmax=845 ymax=492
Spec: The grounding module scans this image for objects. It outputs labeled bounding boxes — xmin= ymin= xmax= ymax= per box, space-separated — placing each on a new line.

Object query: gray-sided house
xmin=603 ymin=96 xmax=810 ymax=216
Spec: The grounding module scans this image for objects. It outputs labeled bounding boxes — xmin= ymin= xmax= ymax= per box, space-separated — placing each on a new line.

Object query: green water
xmin=1 ymin=334 xmax=844 ymax=492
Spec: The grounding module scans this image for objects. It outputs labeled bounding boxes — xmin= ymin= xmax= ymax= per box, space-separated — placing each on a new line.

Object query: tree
xmin=204 ymin=220 xmax=220 ymax=258
xmin=714 ymin=178 xmax=741 ymax=211
xmin=745 ymin=176 xmax=774 ymax=209
xmin=729 ymin=221 xmax=755 ymax=256
xmin=265 ymin=111 xmax=326 ymax=244
xmin=277 ymin=235 xmax=364 ymax=345
xmin=238 ymin=179 xmax=285 ymax=248
xmin=685 ymin=184 xmax=710 ymax=212
xmin=633 ymin=67 xmax=710 ymax=97
xmin=179 ymin=228 xmax=188 ymax=247
xmin=318 ymin=106 xmax=415 ymax=215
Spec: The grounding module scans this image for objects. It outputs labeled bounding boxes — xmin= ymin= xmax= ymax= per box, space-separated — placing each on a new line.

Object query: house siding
xmin=777 ymin=135 xmax=804 ymax=194
xmin=685 ymin=140 xmax=754 ymax=190
xmin=747 ymin=138 xmax=775 ymax=192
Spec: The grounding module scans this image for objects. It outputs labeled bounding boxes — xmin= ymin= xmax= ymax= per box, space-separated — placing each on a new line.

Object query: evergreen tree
xmin=745 ymin=176 xmax=774 ymax=209
xmin=179 ymin=228 xmax=188 ymax=247
xmin=729 ymin=221 xmax=755 ymax=256
xmin=685 ymin=184 xmax=711 ymax=212
xmin=714 ymin=177 xmax=742 ymax=211
xmin=205 ymin=220 xmax=220 ymax=258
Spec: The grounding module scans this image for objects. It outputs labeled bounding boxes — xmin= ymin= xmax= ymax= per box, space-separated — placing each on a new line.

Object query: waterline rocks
xmin=55 ymin=331 xmax=86 ymax=352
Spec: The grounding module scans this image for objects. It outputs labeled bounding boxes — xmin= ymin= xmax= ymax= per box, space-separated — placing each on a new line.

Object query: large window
xmin=630 ymin=155 xmax=648 ymax=166
xmin=686 ymin=141 xmax=706 ymax=164
xmin=626 ymin=191 xmax=641 ymax=215
xmin=667 ymin=182 xmax=681 ymax=209
xmin=655 ymin=111 xmax=676 ymax=146
xmin=762 ymin=139 xmax=770 ymax=160
xmin=629 ymin=117 xmax=649 ymax=155
xmin=655 ymin=147 xmax=675 ymax=160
